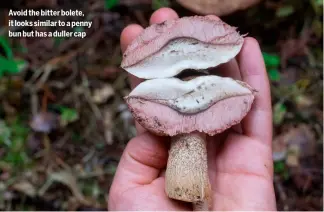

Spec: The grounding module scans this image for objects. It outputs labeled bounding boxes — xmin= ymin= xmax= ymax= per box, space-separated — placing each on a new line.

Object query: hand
xmin=108 ymin=8 xmax=276 ymax=211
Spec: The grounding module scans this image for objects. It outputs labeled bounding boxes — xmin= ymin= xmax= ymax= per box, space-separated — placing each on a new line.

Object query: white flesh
xmin=124 ymin=38 xmax=242 ymax=79
xmin=127 ymin=75 xmax=254 ymax=114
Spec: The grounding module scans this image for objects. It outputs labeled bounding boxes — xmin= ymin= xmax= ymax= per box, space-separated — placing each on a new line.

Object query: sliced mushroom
xmin=127 ymin=76 xmax=255 ymax=114
xmin=121 ymin=16 xmax=244 ymax=79
xmin=125 ymin=76 xmax=255 ymax=136
xmin=120 ymin=16 xmax=256 ymax=210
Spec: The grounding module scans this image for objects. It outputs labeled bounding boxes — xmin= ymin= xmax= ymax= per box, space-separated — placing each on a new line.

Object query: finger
xmin=120 ymin=24 xmax=143 ymax=54
xmin=215 ymin=59 xmax=242 ymax=80
xmin=205 ymin=15 xmax=220 ymax=20
xmin=120 ymin=24 xmax=147 ymax=133
xmin=237 ymin=37 xmax=272 ymax=144
xmin=120 ymin=24 xmax=144 ymax=89
xmin=111 ymin=133 xmax=169 ymax=191
xmin=149 ymin=7 xmax=179 ymax=24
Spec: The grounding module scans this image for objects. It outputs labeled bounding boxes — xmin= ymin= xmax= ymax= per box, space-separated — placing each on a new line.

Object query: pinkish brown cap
xmin=176 ymin=0 xmax=261 ymax=16
xmin=121 ymin=16 xmax=244 ymax=79
xmin=125 ymin=76 xmax=256 ymax=136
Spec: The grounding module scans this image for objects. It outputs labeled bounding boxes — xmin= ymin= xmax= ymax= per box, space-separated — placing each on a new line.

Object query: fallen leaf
xmin=272 ymin=124 xmax=316 ymax=167
xmin=294 ymin=94 xmax=314 ymax=110
xmin=92 ymin=84 xmax=115 ymax=104
xmin=60 ymin=107 xmax=79 ymax=126
xmin=286 ymin=124 xmax=316 ymax=158
xmin=11 ymin=180 xmax=36 ymax=197
xmin=286 ymin=145 xmax=300 ymax=167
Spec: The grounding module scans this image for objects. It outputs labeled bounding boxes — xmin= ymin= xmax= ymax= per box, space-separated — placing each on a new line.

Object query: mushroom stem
xmin=193 ymin=200 xmax=209 ymax=211
xmin=165 ymin=133 xmax=211 ymax=210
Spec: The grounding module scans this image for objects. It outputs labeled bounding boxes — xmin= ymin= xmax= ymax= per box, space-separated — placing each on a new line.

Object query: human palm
xmin=108 ymin=8 xmax=276 ymax=211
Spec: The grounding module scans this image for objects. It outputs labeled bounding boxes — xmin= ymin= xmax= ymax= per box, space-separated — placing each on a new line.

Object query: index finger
xmin=237 ymin=37 xmax=272 ymax=143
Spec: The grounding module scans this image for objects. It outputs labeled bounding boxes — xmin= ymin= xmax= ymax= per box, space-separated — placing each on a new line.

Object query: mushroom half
xmin=121 ymin=16 xmax=256 ymax=210
xmin=125 ymin=76 xmax=255 ymax=136
xmin=121 ymin=16 xmax=244 ymax=79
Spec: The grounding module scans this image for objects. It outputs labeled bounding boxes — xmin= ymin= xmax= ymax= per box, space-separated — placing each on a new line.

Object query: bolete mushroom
xmin=121 ymin=16 xmax=256 ymax=210
xmin=176 ymin=0 xmax=262 ymax=16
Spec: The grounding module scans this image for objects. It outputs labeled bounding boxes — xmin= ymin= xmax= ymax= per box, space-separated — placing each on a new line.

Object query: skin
xmin=108 ymin=8 xmax=276 ymax=211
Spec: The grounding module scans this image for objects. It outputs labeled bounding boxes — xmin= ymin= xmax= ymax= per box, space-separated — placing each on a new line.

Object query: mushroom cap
xmin=121 ymin=16 xmax=244 ymax=79
xmin=125 ymin=76 xmax=256 ymax=136
xmin=176 ymin=0 xmax=262 ymax=16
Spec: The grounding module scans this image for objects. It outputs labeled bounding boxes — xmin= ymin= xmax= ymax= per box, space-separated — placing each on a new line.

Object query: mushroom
xmin=121 ymin=16 xmax=256 ymax=210
xmin=121 ymin=16 xmax=244 ymax=79
xmin=176 ymin=0 xmax=262 ymax=16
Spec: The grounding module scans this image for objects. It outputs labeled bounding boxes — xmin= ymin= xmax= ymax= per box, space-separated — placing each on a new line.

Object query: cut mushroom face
xmin=127 ymin=76 xmax=255 ymax=114
xmin=125 ymin=75 xmax=256 ymax=136
xmin=121 ymin=16 xmax=244 ymax=79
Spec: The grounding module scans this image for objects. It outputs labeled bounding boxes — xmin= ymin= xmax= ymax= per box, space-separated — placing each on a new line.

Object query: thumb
xmin=110 ymin=132 xmax=169 ymax=190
